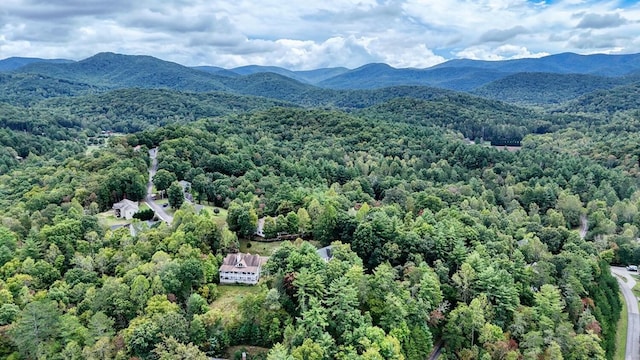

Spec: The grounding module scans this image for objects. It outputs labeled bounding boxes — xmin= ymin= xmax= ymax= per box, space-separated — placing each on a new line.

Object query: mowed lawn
xmin=96 ymin=210 xmax=130 ymax=227
xmin=202 ymin=206 xmax=227 ymax=226
xmin=239 ymin=239 xmax=283 ymax=256
xmin=97 ymin=203 xmax=150 ymax=227
xmin=175 ymin=202 xmax=228 ymax=226
xmin=225 ymin=345 xmax=270 ymax=359
xmin=210 ymin=285 xmax=263 ymax=322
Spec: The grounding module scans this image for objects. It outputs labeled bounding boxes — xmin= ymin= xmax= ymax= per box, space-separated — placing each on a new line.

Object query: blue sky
xmin=1 ymin=0 xmax=639 ymax=69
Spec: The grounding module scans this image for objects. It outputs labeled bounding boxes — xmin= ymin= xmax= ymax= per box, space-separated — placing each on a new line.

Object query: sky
xmin=1 ymin=0 xmax=639 ymax=70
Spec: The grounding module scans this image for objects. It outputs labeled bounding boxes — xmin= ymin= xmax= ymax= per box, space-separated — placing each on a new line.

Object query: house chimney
xmin=236 ymin=253 xmax=242 ymax=264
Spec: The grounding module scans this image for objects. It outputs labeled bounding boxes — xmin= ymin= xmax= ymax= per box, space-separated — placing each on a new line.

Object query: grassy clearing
xmin=225 ymin=345 xmax=269 ymax=359
xmin=154 ymin=198 xmax=169 ymax=205
xmin=615 ymin=293 xmax=628 ymax=360
xmin=210 ymin=285 xmax=262 ymax=322
xmin=96 ymin=210 xmax=130 ymax=227
xmin=150 ymin=198 xmax=177 ymax=216
xmin=85 ymin=144 xmax=104 ymax=155
xmin=240 ymin=239 xmax=283 ymax=256
xmin=632 ymin=282 xmax=640 ymax=298
xmin=199 ymin=205 xmax=227 ymax=226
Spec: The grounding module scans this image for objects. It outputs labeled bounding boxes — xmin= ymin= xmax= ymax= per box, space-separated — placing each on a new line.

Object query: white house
xmin=219 ymin=253 xmax=264 ymax=285
xmin=112 ymin=199 xmax=139 ymax=220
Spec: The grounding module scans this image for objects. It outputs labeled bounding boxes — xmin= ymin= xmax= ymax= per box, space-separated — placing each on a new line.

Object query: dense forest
xmin=0 ymin=53 xmax=638 ymax=360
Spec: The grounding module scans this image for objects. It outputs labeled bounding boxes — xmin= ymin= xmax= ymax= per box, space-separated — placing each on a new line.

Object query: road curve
xmin=428 ymin=340 xmax=443 ymax=360
xmin=611 ymin=266 xmax=640 ymax=360
xmin=145 ymin=148 xmax=173 ymax=224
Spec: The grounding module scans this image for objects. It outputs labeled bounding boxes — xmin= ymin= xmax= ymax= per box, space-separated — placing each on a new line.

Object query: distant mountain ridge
xmin=193 ymin=64 xmax=350 ymax=84
xmin=4 ymin=51 xmax=640 ymax=106
xmin=14 ymin=52 xmax=230 ymax=91
xmin=318 ymin=52 xmax=640 ymax=90
xmin=431 ymin=52 xmax=640 ymax=76
xmin=316 ymin=63 xmax=510 ymax=91
xmin=0 ymin=52 xmax=466 ymax=110
xmin=0 ymin=57 xmax=74 ymax=72
xmin=6 ymin=51 xmax=639 ymax=85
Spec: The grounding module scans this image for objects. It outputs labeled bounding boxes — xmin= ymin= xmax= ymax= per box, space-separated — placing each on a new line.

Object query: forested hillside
xmin=14 ymin=53 xmax=229 ymax=92
xmin=0 ymin=52 xmax=638 ymax=360
xmin=316 ymin=64 xmax=509 ymax=91
xmin=558 ymin=82 xmax=640 ymax=114
xmin=359 ymin=95 xmax=553 ymax=143
xmin=8 ymin=52 xmax=640 ymax=107
xmin=0 ymin=73 xmax=102 ymax=105
xmin=472 ymin=73 xmax=626 ymax=105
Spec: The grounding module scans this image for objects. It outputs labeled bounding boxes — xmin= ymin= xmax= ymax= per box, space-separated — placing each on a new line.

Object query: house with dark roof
xmin=112 ymin=199 xmax=139 ymax=220
xmin=219 ymin=253 xmax=264 ymax=285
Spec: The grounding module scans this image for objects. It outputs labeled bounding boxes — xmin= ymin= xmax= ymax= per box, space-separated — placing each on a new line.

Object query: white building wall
xmin=124 ymin=208 xmax=136 ymax=220
xmin=219 ymin=271 xmax=259 ymax=285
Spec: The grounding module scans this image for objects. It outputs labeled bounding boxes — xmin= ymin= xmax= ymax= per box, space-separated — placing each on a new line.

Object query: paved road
xmin=611 ymin=266 xmax=640 ymax=360
xmin=428 ymin=340 xmax=443 ymax=360
xmin=145 ymin=148 xmax=173 ymax=224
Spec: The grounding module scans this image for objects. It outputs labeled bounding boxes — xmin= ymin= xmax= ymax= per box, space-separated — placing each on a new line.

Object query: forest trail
xmin=611 ymin=266 xmax=640 ymax=360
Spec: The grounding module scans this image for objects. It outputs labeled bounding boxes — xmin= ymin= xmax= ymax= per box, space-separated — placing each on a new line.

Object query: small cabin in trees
xmin=219 ymin=253 xmax=264 ymax=285
xmin=255 ymin=217 xmax=266 ymax=238
xmin=178 ymin=180 xmax=193 ymax=202
xmin=112 ymin=199 xmax=139 ymax=220
xmin=317 ymin=245 xmax=333 ymax=262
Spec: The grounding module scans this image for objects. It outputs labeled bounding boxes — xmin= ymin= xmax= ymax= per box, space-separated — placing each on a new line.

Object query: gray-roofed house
xmin=255 ymin=217 xmax=265 ymax=238
xmin=219 ymin=253 xmax=264 ymax=285
xmin=178 ymin=180 xmax=194 ymax=203
xmin=178 ymin=180 xmax=191 ymax=192
xmin=317 ymin=245 xmax=333 ymax=262
xmin=112 ymin=199 xmax=139 ymax=220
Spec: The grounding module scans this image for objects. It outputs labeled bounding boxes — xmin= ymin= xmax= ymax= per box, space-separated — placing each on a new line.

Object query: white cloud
xmin=576 ymin=12 xmax=628 ymax=28
xmin=456 ymin=44 xmax=549 ymax=61
xmin=0 ymin=0 xmax=639 ymax=69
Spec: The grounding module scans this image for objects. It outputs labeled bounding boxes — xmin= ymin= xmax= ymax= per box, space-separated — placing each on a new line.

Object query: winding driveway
xmin=611 ymin=266 xmax=640 ymax=360
xmin=145 ymin=147 xmax=173 ymax=224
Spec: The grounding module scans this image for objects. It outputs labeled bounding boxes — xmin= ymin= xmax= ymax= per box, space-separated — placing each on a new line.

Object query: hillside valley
xmin=0 ymin=51 xmax=638 ymax=360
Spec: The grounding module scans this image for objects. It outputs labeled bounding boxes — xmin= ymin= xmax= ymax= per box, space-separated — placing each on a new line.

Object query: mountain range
xmin=0 ymin=57 xmax=74 ymax=72
xmin=1 ymin=51 xmax=639 ymax=107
